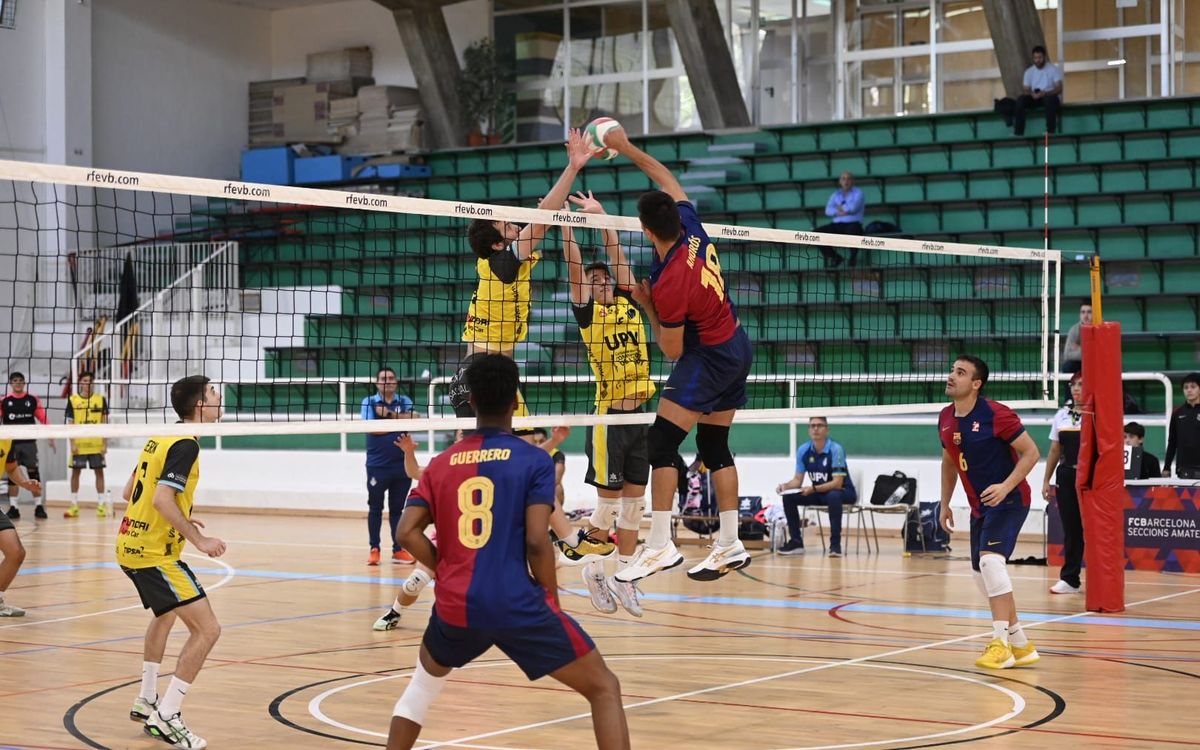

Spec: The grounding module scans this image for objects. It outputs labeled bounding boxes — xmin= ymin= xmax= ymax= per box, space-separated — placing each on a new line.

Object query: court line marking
xmin=0 ymin=554 xmax=236 ymax=630
xmin=411 ymin=585 xmax=1200 ymax=749
xmin=306 ymin=655 xmax=1027 ymax=750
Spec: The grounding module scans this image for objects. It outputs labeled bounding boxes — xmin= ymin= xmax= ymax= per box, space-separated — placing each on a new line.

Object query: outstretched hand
xmin=630 ymin=278 xmax=653 ymax=309
xmin=565 ymin=128 xmax=593 ymax=171
xmin=568 ymin=190 xmax=605 ymax=214
xmin=552 ymin=425 xmax=571 ymax=441
xmin=603 ymin=123 xmax=632 ymax=154
xmin=396 ymin=434 xmax=418 ymax=453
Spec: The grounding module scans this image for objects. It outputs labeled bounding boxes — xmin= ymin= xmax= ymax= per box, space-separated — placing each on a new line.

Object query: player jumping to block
xmin=386 ymin=354 xmax=629 ymax=750
xmin=563 ymin=190 xmax=655 ymax=614
xmin=597 ymin=125 xmax=754 ymax=583
xmin=939 ymin=355 xmax=1041 ymax=670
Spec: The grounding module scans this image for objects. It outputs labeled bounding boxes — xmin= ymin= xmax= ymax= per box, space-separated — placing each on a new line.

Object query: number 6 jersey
xmin=405 ymin=428 xmax=556 ymax=628
xmin=116 ymin=434 xmax=200 ymax=568
xmin=649 ymin=201 xmax=741 ymax=351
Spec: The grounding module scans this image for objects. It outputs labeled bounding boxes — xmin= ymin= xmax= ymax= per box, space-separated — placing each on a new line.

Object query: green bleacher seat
xmin=992 ymin=141 xmax=1038 ymax=169
xmin=1148 ymin=161 xmax=1195 ymax=191
xmin=819 ymin=342 xmax=865 ymax=373
xmin=1079 ymin=136 xmax=1123 ymax=164
xmin=1077 ymin=196 xmax=1122 ymax=226
xmin=927 ymin=175 xmax=968 ymax=203
xmin=950 ymin=144 xmax=990 ymax=172
xmin=898 ymin=305 xmax=942 ymax=337
xmin=801 ymin=273 xmax=836 ymax=303
xmin=895 ymin=118 xmax=934 ymax=146
xmin=792 ymin=154 xmax=831 ymax=181
xmin=870 ymin=150 xmax=910 ymax=176
xmin=1104 ymin=298 xmax=1144 ymax=332
xmin=1148 ymin=226 xmax=1197 ymax=257
xmin=1162 ymin=260 xmax=1200 ymax=294
xmin=1123 ymin=338 xmax=1167 ymax=371
xmin=1170 ymin=131 xmax=1200 ymax=158
xmin=968 ymin=173 xmax=1011 ymax=200
xmin=1057 ymin=167 xmax=1101 ymax=195
xmin=851 ymin=305 xmax=895 ymax=339
xmin=809 ymin=308 xmax=851 ymax=340
xmin=764 ymin=274 xmax=801 ymax=304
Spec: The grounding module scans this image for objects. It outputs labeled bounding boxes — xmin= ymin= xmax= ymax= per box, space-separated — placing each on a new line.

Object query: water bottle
xmin=884 ymin=483 xmax=909 ymax=506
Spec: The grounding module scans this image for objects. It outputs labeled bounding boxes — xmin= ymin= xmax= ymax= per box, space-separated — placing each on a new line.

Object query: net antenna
xmin=0 ymin=158 xmax=1061 ymax=444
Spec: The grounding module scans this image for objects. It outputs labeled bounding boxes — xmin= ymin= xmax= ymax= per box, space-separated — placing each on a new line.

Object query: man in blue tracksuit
xmin=361 ymin=366 xmax=416 ymax=566
xmin=775 ymin=417 xmax=858 ymax=556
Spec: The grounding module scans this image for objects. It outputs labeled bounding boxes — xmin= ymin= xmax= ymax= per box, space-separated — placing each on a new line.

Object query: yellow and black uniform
xmin=0 ymin=440 xmax=16 ymax=534
xmin=573 ymin=290 xmax=656 ymax=490
xmin=451 ymin=247 xmax=539 ymax=419
xmin=65 ymin=392 xmax=108 ymax=469
xmin=116 ymin=433 xmax=205 ymax=616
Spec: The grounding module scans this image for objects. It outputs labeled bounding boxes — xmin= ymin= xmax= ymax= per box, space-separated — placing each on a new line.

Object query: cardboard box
xmin=307 ymin=47 xmax=373 ymax=83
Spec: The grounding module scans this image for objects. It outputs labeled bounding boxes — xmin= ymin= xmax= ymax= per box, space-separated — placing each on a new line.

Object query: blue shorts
xmin=969 ymin=499 xmax=1030 ymax=571
xmin=423 ymin=603 xmax=595 ymax=681
xmin=663 ymin=326 xmax=753 ymax=414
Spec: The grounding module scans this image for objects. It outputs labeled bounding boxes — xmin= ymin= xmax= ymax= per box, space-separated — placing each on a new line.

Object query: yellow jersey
xmin=66 ymin=392 xmax=108 ymax=455
xmin=116 ymin=435 xmax=201 ymax=568
xmin=573 ymin=290 xmax=656 ymax=410
xmin=462 ymin=249 xmax=540 ymax=349
xmin=0 ymin=439 xmax=11 ymax=467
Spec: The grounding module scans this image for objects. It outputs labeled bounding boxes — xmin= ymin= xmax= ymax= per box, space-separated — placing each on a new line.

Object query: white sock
xmin=34 ymin=496 xmax=43 ymax=507
xmin=1008 ymin=622 xmax=1028 ymax=647
xmin=567 ymin=528 xmax=585 ymax=548
xmin=617 ymin=554 xmax=633 ymax=570
xmin=717 ymin=510 xmax=739 ymax=546
xmin=992 ymin=620 xmax=1009 ymax=644
xmin=96 ymin=492 xmax=104 ymax=507
xmin=140 ymin=661 xmax=160 ymax=701
xmin=70 ymin=492 xmax=78 ymax=506
xmin=158 ymin=676 xmax=190 ymax=718
xmin=647 ymin=511 xmax=672 ymax=549
xmin=391 ymin=596 xmax=404 ymax=615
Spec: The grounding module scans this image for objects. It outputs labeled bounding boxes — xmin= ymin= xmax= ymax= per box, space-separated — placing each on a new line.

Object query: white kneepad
xmin=589 ymin=498 xmax=621 ymax=531
xmin=393 ymin=661 xmax=447 ymax=725
xmin=617 ymin=496 xmax=646 ymax=531
xmin=977 ymin=554 xmax=1013 ymax=597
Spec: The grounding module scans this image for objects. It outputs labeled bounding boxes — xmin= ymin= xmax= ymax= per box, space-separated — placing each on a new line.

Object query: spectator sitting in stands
xmin=1124 ymin=422 xmax=1161 ymax=480
xmin=774 ymin=417 xmax=857 ymax=557
xmin=1014 ymin=45 xmax=1063 ymax=136
xmin=1061 ymin=303 xmax=1091 ymax=372
xmin=816 ymin=171 xmax=865 ymax=269
xmin=1164 ymin=373 xmax=1200 ymax=480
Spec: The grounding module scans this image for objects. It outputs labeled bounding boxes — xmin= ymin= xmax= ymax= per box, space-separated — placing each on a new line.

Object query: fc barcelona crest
xmin=953 ymin=432 xmax=962 ymax=445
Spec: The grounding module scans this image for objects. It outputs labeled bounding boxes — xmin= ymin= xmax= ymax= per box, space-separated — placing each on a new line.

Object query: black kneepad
xmin=695 ymin=423 xmax=734 ymax=471
xmin=647 ymin=417 xmax=688 ymax=469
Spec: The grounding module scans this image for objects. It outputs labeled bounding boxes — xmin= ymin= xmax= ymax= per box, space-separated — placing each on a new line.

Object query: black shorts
xmin=70 ymin=453 xmax=106 ymax=470
xmin=585 ymin=408 xmax=649 ymax=491
xmin=423 ymin=605 xmax=595 ymax=681
xmin=0 ymin=512 xmax=13 ymax=533
xmin=8 ymin=442 xmax=38 ymax=480
xmin=449 ymin=352 xmax=529 ymax=422
xmin=122 ymin=560 xmax=207 ymax=617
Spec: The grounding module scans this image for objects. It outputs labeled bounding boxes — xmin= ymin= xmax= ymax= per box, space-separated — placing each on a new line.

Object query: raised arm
xmin=602 ymin=126 xmax=688 ymax=203
xmin=569 ymin=191 xmax=635 ymax=290
xmin=513 ymin=128 xmax=593 ymax=260
xmin=561 ymin=224 xmax=589 ymax=306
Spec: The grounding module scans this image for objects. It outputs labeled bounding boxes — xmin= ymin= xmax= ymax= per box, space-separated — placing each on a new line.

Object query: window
xmin=0 ymin=1 xmax=15 ymax=30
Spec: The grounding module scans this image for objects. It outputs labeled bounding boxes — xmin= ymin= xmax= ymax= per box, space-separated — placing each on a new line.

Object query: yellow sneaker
xmin=63 ymin=504 xmax=80 ymax=519
xmin=96 ymin=503 xmax=108 ymax=518
xmin=975 ymin=638 xmax=1015 ymax=669
xmin=1011 ymin=641 xmax=1040 ymax=667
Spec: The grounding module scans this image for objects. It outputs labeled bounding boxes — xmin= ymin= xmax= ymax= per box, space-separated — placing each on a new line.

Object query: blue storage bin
xmin=356 ymin=163 xmax=433 ymax=179
xmin=294 ymin=155 xmax=371 ymax=184
xmin=241 ymin=147 xmax=295 ymax=185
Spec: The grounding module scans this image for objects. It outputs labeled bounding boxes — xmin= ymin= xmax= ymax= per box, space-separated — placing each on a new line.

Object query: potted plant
xmin=457 ymin=38 xmax=513 ymax=145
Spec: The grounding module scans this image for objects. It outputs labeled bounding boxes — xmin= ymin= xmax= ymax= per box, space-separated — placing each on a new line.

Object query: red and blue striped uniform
xmin=407 ymin=428 xmax=594 ymax=678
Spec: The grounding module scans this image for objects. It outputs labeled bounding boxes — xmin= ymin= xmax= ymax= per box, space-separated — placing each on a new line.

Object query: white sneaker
xmin=0 ymin=598 xmax=25 ymax=617
xmin=1049 ymin=580 xmax=1081 ymax=594
xmin=582 ymin=562 xmax=617 ymax=614
xmin=373 ymin=608 xmax=402 ymax=631
xmin=612 ymin=540 xmax=685 ymax=583
xmin=610 ymin=577 xmax=644 ymax=617
xmin=145 ymin=710 xmax=207 ymax=748
xmin=686 ymin=540 xmax=752 ymax=581
xmin=131 ymin=694 xmax=158 ymax=722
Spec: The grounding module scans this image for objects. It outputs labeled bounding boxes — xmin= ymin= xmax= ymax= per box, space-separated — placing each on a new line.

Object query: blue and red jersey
xmin=939 ymin=398 xmax=1031 ymax=517
xmin=406 ymin=428 xmax=556 ymax=628
xmin=650 ymin=201 xmax=740 ymax=350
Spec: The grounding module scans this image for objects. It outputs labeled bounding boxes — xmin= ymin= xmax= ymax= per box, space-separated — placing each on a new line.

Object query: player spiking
xmin=595 ymin=126 xmax=754 ymax=583
xmin=117 ymin=375 xmax=228 ymax=748
xmin=939 ymin=355 xmax=1041 ymax=669
xmin=387 ymin=354 xmax=629 ymax=750
xmin=562 ymin=190 xmax=655 ymax=615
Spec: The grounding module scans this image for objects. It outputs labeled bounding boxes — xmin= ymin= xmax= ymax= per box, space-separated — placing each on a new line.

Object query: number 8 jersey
xmin=649 ymin=201 xmax=741 ymax=351
xmin=116 ymin=435 xmax=200 ymax=568
xmin=405 ymin=428 xmax=556 ymax=628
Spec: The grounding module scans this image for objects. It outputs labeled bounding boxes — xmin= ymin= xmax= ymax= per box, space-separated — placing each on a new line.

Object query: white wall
xmin=0 ymin=0 xmax=47 ymax=161
xmin=270 ymin=0 xmax=489 ymax=85
xmin=91 ymin=0 xmax=272 ymax=179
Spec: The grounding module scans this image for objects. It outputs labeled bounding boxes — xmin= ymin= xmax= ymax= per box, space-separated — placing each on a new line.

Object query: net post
xmin=1089 ymin=255 xmax=1103 ymax=324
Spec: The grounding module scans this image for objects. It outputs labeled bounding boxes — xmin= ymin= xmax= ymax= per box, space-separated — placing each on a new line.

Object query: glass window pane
xmin=569 ymin=3 xmax=645 ymax=78
xmin=649 ymin=75 xmax=699 ymax=133
xmin=799 ymin=7 xmax=835 ymax=122
xmin=940 ymin=1 xmax=988 ymax=43
xmin=939 ymin=50 xmax=1004 ymax=112
xmin=499 ymin=10 xmax=565 ymax=142
xmin=1180 ymin=0 xmax=1200 ymax=95
xmin=568 ymin=81 xmax=647 ymax=134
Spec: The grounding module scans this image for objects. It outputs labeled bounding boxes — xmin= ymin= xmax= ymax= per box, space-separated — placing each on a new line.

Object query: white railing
xmin=73 ymin=242 xmax=237 ymax=311
xmin=71 ymin=241 xmax=239 ymax=410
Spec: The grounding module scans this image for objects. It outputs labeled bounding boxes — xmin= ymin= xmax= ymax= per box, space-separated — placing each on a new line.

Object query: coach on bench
xmin=775 ymin=417 xmax=858 ymax=557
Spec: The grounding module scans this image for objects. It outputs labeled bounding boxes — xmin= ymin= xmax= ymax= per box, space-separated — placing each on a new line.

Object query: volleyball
xmin=584 ymin=117 xmax=621 ymax=160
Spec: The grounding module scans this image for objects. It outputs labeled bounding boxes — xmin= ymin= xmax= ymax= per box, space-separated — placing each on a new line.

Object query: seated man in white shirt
xmin=1014 ymin=45 xmax=1063 ymax=136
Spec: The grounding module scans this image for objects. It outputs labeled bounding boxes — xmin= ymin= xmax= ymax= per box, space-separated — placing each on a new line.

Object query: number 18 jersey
xmin=406 ymin=428 xmax=556 ymax=628
xmin=116 ymin=434 xmax=200 ymax=568
xmin=650 ymin=201 xmax=740 ymax=351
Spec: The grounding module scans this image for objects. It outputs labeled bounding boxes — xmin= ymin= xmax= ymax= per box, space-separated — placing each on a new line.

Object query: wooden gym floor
xmin=2 ymin=510 xmax=1198 ymax=750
